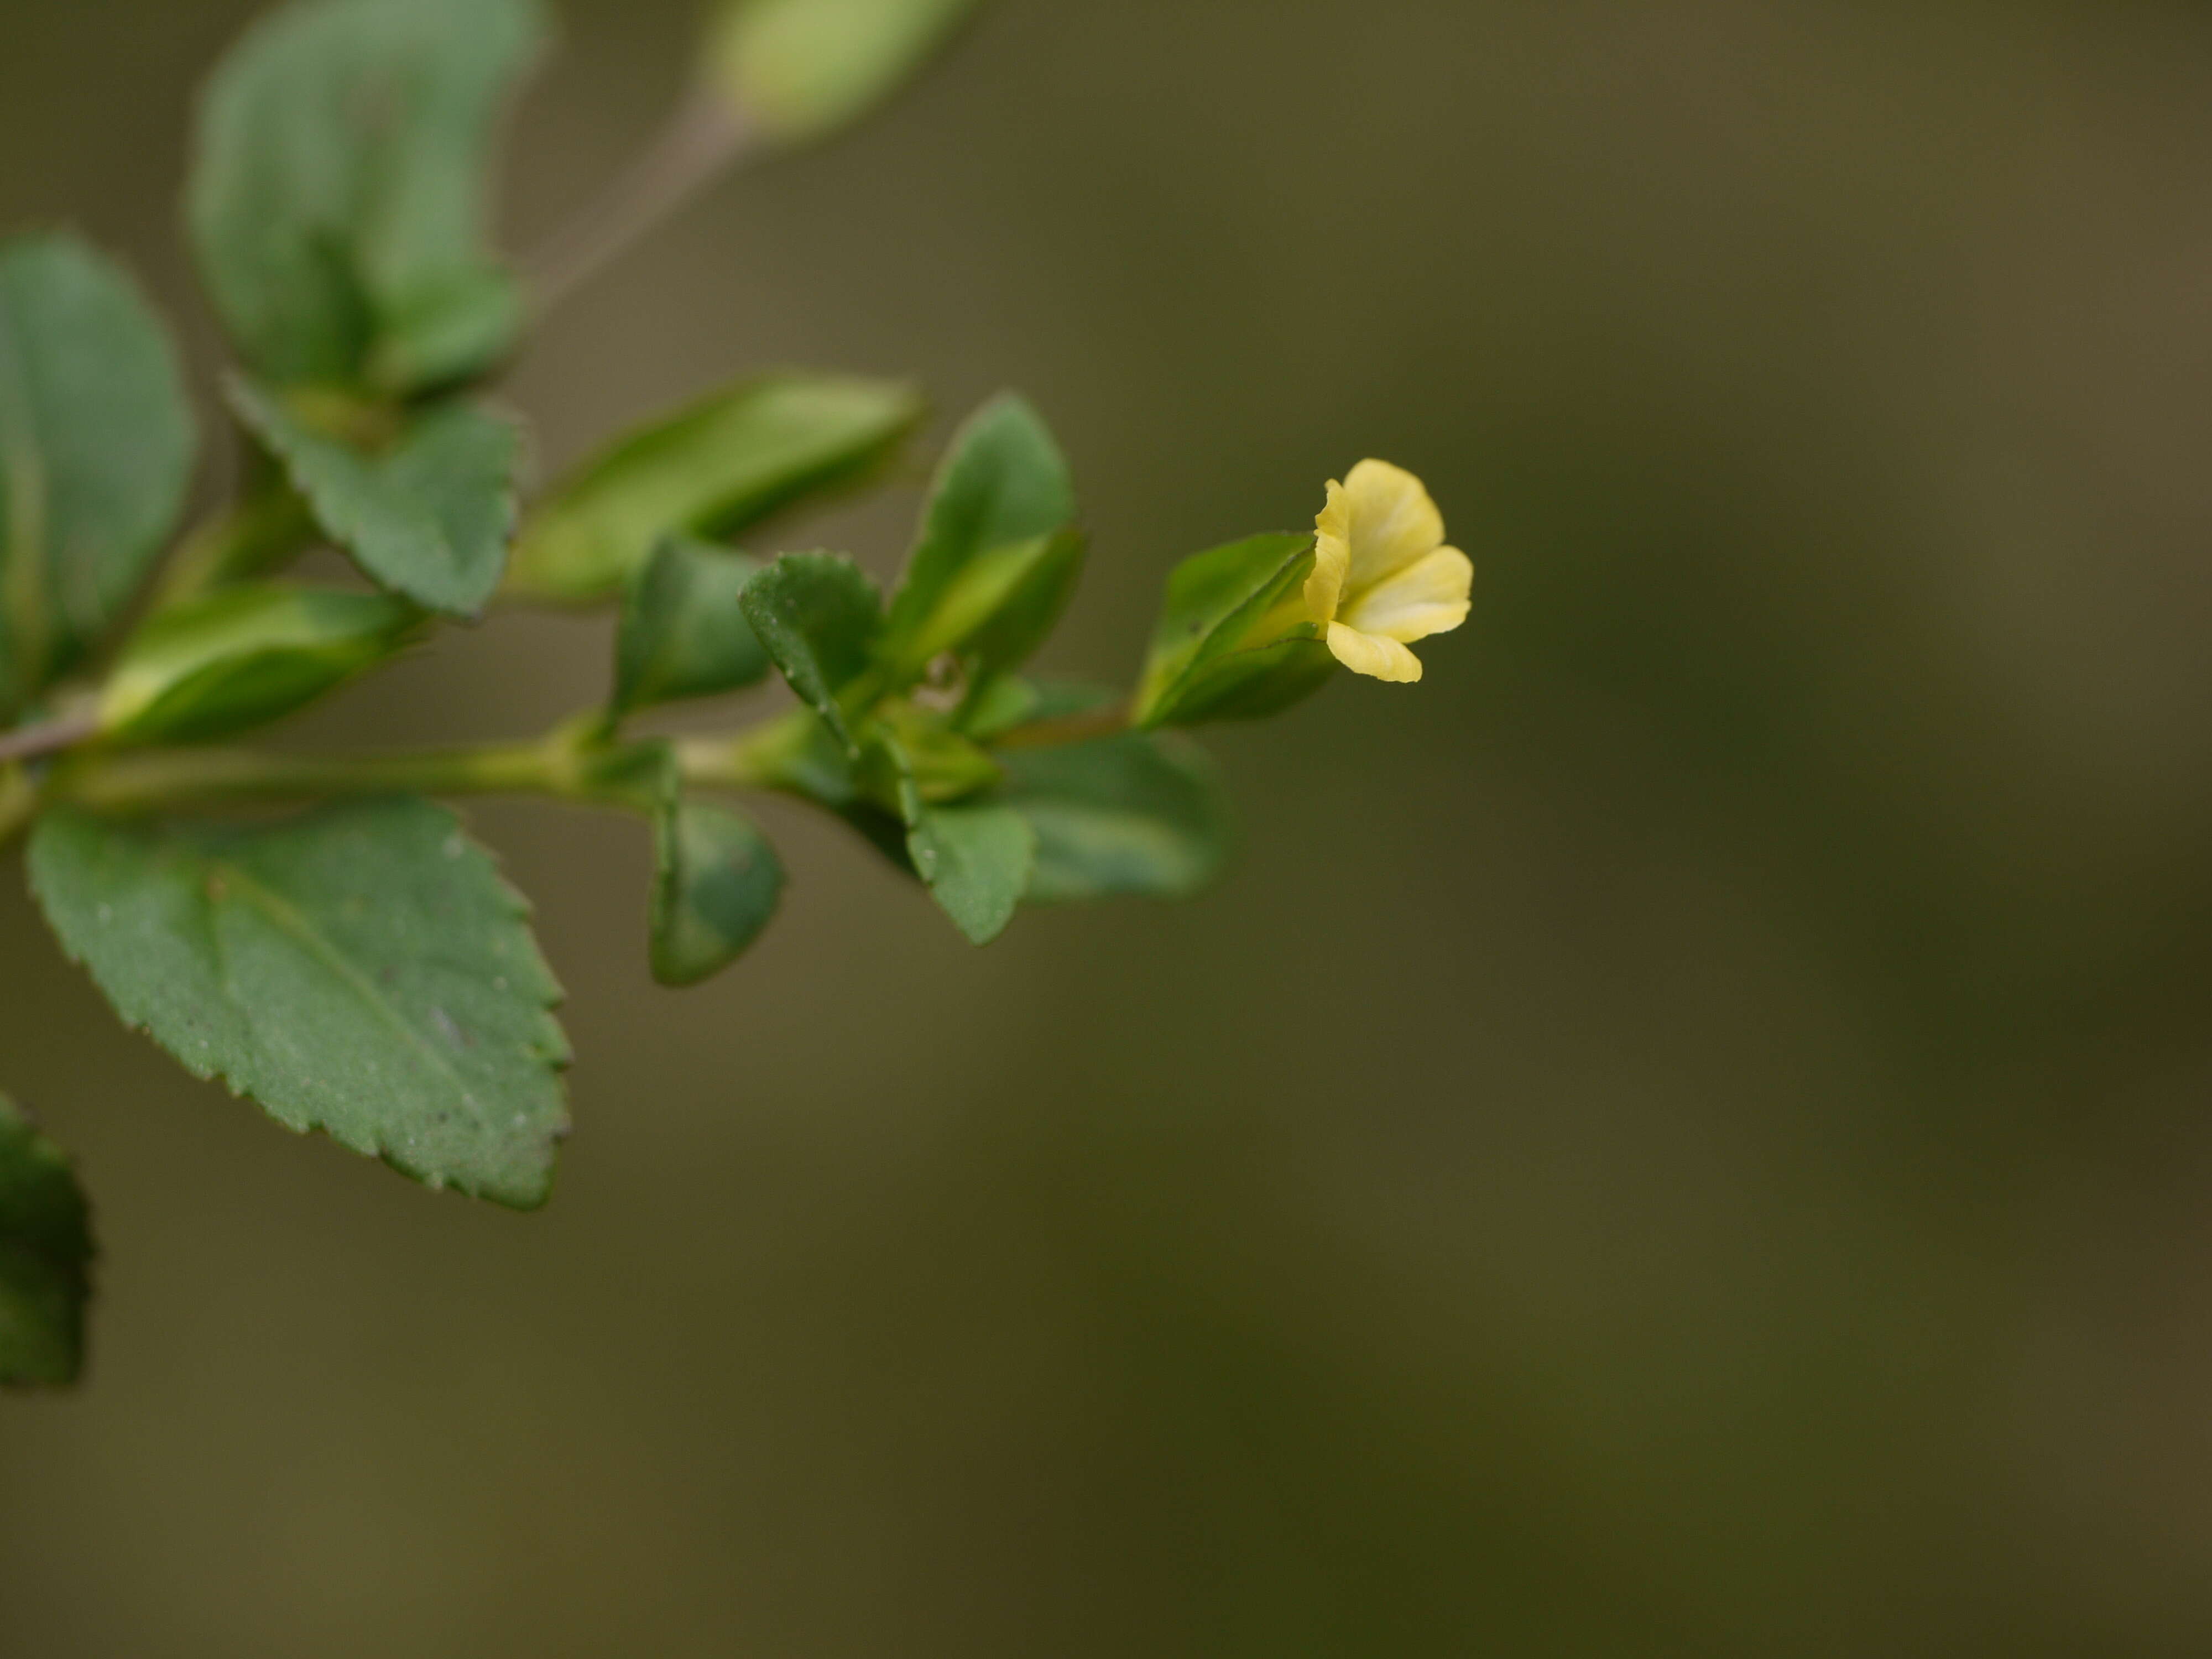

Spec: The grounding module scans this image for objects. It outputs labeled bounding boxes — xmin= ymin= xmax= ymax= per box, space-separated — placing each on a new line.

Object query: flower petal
xmin=1326 ymin=622 xmax=1423 ymax=682
xmin=1305 ymin=478 xmax=1352 ymax=624
xmin=1343 ymin=460 xmax=1445 ymax=592
xmin=1342 ymin=546 xmax=1472 ymax=644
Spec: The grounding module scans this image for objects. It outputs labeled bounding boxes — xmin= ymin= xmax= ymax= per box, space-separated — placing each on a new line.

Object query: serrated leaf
xmin=231 ymin=377 xmax=520 ymax=615
xmin=0 ymin=1097 xmax=95 ymax=1390
xmin=187 ymin=0 xmax=549 ymax=393
xmin=705 ymin=0 xmax=984 ymax=146
xmin=29 ymin=799 xmax=571 ymax=1209
xmin=0 ymin=236 xmax=197 ymax=717
xmin=1134 ymin=531 xmax=1337 ymax=728
xmin=995 ymin=732 xmax=1230 ymax=905
xmin=101 ymin=584 xmax=419 ymax=745
xmin=739 ymin=551 xmax=882 ymax=750
xmin=878 ymin=393 xmax=1074 ymax=680
xmin=907 ymin=801 xmax=1034 ymax=946
xmin=651 ymin=792 xmax=785 ymax=987
xmin=507 ymin=374 xmax=924 ymax=604
xmin=613 ymin=538 xmax=768 ymax=717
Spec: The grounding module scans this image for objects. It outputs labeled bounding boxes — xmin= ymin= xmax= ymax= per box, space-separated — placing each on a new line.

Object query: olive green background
xmin=6 ymin=0 xmax=2212 ymax=1652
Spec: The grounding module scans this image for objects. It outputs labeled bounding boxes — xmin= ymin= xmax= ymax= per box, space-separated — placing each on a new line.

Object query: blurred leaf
xmin=878 ymin=393 xmax=1075 ymax=681
xmin=100 ymin=584 xmax=419 ymax=745
xmin=28 ymin=799 xmax=571 ymax=1209
xmin=739 ymin=551 xmax=881 ymax=750
xmin=907 ymin=801 xmax=1034 ymax=946
xmin=0 ymin=236 xmax=197 ymax=717
xmin=0 ymin=1097 xmax=95 ymax=1390
xmin=613 ymin=538 xmax=768 ymax=717
xmin=507 ymin=374 xmax=924 ymax=604
xmin=705 ymin=0 xmax=984 ymax=146
xmin=995 ymin=732 xmax=1230 ymax=905
xmin=187 ymin=0 xmax=549 ymax=393
xmin=651 ymin=790 xmax=785 ymax=987
xmin=1133 ymin=531 xmax=1337 ymax=728
xmin=231 ymin=377 xmax=520 ymax=616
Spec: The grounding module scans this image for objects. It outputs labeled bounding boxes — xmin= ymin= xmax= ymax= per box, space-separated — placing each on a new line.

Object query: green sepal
xmin=506 ymin=374 xmax=924 ymax=605
xmin=907 ymin=802 xmax=1034 ymax=946
xmin=613 ymin=538 xmax=769 ymax=717
xmin=28 ymin=799 xmax=572 ymax=1209
xmin=230 ymin=377 xmax=521 ymax=617
xmin=738 ymin=551 xmax=883 ymax=752
xmin=99 ymin=583 xmax=420 ymax=746
xmin=995 ymin=732 xmax=1231 ymax=905
xmin=1133 ymin=531 xmax=1338 ymax=728
xmin=651 ymin=781 xmax=785 ymax=988
xmin=0 ymin=1096 xmax=95 ymax=1390
xmin=877 ymin=393 xmax=1076 ymax=683
xmin=1149 ymin=636 xmax=1337 ymax=728
xmin=703 ymin=0 xmax=984 ymax=147
xmin=187 ymin=0 xmax=550 ymax=394
xmin=0 ymin=236 xmax=198 ymax=718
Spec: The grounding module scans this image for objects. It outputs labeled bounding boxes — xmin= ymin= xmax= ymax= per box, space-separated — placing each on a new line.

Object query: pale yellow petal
xmin=1326 ymin=621 xmax=1424 ymax=683
xmin=1305 ymin=478 xmax=1352 ymax=624
xmin=1341 ymin=546 xmax=1473 ymax=644
xmin=1342 ymin=460 xmax=1445 ymax=592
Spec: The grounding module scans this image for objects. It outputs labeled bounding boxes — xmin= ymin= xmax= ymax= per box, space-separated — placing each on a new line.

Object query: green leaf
xmin=1133 ymin=531 xmax=1337 ymax=728
xmin=100 ymin=584 xmax=419 ymax=745
xmin=651 ymin=791 xmax=785 ymax=987
xmin=996 ymin=733 xmax=1231 ymax=905
xmin=951 ymin=526 xmax=1086 ymax=697
xmin=29 ymin=799 xmax=571 ymax=1209
xmin=0 ymin=1097 xmax=95 ymax=1390
xmin=0 ymin=236 xmax=197 ymax=717
xmin=613 ymin=538 xmax=768 ymax=717
xmin=878 ymin=393 xmax=1075 ymax=681
xmin=907 ymin=802 xmax=1034 ymax=946
xmin=739 ymin=551 xmax=882 ymax=750
xmin=705 ymin=0 xmax=984 ymax=146
xmin=187 ymin=0 xmax=549 ymax=393
xmin=231 ymin=378 xmax=520 ymax=616
xmin=507 ymin=374 xmax=924 ymax=604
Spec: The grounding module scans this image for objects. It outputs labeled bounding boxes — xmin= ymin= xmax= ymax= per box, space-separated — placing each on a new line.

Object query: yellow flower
xmin=1305 ymin=460 xmax=1472 ymax=683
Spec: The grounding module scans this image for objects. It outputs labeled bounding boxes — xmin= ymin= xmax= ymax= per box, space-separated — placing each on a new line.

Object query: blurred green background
xmin=7 ymin=0 xmax=2212 ymax=1651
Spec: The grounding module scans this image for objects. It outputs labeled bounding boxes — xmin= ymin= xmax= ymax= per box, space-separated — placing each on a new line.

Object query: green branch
xmin=0 ymin=713 xmax=798 ymax=851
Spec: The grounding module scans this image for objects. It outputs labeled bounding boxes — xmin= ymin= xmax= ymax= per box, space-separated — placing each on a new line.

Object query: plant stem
xmin=0 ymin=765 xmax=33 ymax=844
xmin=0 ymin=716 xmax=792 ymax=849
xmin=990 ymin=703 xmax=1131 ymax=750
xmin=0 ymin=711 xmax=99 ymax=768
xmin=524 ymin=87 xmax=756 ymax=315
xmin=152 ymin=489 xmax=321 ymax=609
xmin=48 ymin=740 xmax=578 ymax=817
